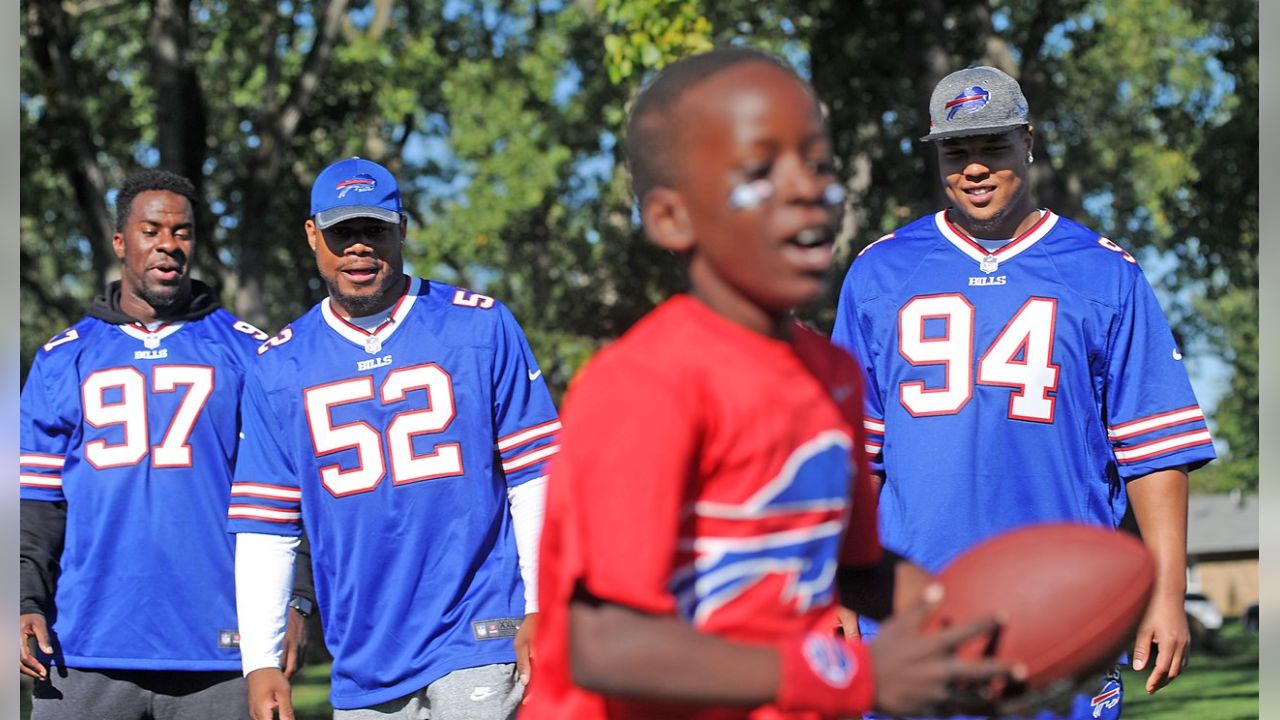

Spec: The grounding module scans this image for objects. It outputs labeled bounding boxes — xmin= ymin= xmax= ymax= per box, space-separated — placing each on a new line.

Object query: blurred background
xmin=18 ymin=0 xmax=1259 ymax=716
xmin=19 ymin=0 xmax=1257 ymax=493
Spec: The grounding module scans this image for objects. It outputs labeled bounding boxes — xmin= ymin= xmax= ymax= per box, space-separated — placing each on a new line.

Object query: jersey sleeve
xmin=550 ymin=361 xmax=698 ymax=616
xmin=1103 ymin=270 xmax=1216 ymax=478
xmin=20 ymin=346 xmax=79 ymax=502
xmin=836 ymin=362 xmax=883 ymax=569
xmin=226 ymin=368 xmax=303 ymax=537
xmin=490 ymin=303 xmax=561 ymax=488
xmin=831 ymin=265 xmax=887 ymax=476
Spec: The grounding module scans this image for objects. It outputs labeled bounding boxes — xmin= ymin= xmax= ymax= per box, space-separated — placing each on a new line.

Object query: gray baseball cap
xmin=920 ymin=66 xmax=1030 ymax=142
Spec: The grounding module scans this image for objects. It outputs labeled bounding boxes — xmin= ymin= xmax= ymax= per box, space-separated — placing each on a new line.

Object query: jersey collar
xmin=934 ymin=209 xmax=1058 ymax=266
xmin=118 ymin=321 xmax=185 ymax=347
xmin=320 ymin=276 xmax=421 ymax=352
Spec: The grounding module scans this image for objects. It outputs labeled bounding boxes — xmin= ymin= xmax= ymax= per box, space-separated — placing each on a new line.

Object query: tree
xmin=20 ymin=0 xmax=1256 ymax=488
xmin=595 ymin=0 xmax=1258 ymax=489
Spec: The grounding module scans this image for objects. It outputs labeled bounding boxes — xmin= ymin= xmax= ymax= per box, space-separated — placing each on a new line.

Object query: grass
xmin=19 ymin=623 xmax=1258 ymax=719
xmin=1120 ymin=622 xmax=1259 ymax=719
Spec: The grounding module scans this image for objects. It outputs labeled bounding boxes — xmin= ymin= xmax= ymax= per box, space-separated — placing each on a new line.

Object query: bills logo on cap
xmin=336 ymin=175 xmax=377 ymax=199
xmin=945 ymin=85 xmax=991 ymax=120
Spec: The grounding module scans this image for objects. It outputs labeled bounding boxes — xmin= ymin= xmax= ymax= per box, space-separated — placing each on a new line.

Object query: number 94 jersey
xmin=832 ymin=210 xmax=1216 ymax=573
xmin=227 ymin=276 xmax=559 ymax=709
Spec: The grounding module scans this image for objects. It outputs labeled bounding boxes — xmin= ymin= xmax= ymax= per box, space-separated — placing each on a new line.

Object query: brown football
xmin=922 ymin=523 xmax=1155 ymax=695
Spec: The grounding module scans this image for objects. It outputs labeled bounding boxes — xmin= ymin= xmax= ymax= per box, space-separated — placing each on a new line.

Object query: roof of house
xmin=1187 ymin=492 xmax=1258 ymax=556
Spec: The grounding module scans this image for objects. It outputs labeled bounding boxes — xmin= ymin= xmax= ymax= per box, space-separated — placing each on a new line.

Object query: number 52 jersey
xmin=227 ymin=277 xmax=559 ymax=710
xmin=832 ymin=210 xmax=1216 ymax=573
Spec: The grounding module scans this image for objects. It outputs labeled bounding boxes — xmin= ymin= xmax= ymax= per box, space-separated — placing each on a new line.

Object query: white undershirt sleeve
xmin=234 ymin=532 xmax=299 ymax=675
xmin=507 ymin=475 xmax=547 ymax=613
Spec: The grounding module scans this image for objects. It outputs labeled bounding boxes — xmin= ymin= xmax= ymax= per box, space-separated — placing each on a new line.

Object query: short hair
xmin=115 ymin=169 xmax=199 ymax=232
xmin=625 ymin=46 xmax=797 ymax=204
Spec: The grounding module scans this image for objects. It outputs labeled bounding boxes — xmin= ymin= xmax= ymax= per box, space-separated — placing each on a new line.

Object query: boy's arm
xmin=837 ymin=549 xmax=932 ymax=622
xmin=1125 ymin=466 xmax=1190 ymax=695
xmin=569 ymin=586 xmax=1012 ymax=717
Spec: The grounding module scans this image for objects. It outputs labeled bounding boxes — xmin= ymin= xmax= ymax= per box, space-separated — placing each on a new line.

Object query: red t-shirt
xmin=525 ymin=296 xmax=882 ymax=719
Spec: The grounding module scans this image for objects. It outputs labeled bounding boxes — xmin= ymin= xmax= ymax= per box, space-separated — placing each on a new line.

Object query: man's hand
xmin=19 ymin=612 xmax=53 ymax=680
xmin=1131 ymin=591 xmax=1189 ymax=694
xmin=281 ymin=608 xmax=309 ymax=680
xmin=869 ymin=584 xmax=1018 ymax=717
xmin=515 ymin=612 xmax=538 ymax=686
xmin=834 ymin=606 xmax=861 ymax=641
xmin=247 ymin=667 xmax=294 ymax=720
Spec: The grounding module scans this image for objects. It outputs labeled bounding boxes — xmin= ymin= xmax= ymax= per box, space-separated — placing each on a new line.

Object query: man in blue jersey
xmin=832 ymin=66 xmax=1217 ymax=719
xmin=18 ymin=170 xmax=312 ymax=720
xmin=230 ymin=157 xmax=557 ymax=720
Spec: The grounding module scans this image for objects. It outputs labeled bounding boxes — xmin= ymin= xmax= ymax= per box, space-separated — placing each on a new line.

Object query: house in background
xmin=1186 ymin=491 xmax=1258 ymax=617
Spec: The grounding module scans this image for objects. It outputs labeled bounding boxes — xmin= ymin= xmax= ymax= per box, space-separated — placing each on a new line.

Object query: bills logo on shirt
xmin=669 ymin=431 xmax=852 ymax=627
xmin=802 ymin=632 xmax=856 ymax=688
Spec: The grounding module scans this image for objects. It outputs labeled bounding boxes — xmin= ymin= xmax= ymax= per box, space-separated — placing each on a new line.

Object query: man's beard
xmin=138 ymin=278 xmax=189 ymax=315
xmin=325 ymin=274 xmax=402 ymax=317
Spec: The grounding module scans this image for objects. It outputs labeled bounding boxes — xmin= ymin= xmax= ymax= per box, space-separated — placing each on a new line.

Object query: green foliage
xmin=19 ymin=1 xmax=1256 ymax=489
xmin=598 ymin=0 xmax=713 ymax=83
xmin=1120 ymin=621 xmax=1258 ymax=719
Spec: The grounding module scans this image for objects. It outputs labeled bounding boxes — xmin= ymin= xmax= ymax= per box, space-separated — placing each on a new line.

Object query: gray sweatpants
xmin=335 ymin=663 xmax=522 ymax=720
xmin=30 ymin=666 xmax=248 ymax=720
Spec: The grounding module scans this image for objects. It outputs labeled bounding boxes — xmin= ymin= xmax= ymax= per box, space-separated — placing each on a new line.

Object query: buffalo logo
xmin=669 ymin=430 xmax=853 ymax=627
xmin=802 ymin=633 xmax=856 ymax=688
xmin=945 ymin=85 xmax=991 ymax=120
xmin=1090 ymin=684 xmax=1121 ymax=719
xmin=336 ymin=175 xmax=377 ymax=198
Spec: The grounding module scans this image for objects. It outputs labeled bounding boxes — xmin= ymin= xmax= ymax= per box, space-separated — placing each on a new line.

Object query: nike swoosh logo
xmin=470 ymin=687 xmax=497 ymax=701
xmin=527 ymin=369 xmax=542 ymax=381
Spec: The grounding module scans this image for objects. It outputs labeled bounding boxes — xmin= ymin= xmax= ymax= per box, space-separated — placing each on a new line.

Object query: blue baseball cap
xmin=310 ymin=157 xmax=403 ymax=229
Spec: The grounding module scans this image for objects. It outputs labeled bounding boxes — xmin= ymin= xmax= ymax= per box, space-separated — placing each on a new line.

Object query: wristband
xmin=776 ymin=631 xmax=875 ymax=717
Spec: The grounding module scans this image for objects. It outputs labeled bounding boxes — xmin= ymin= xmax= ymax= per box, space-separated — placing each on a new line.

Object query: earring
xmin=1027 ymin=153 xmax=1035 ymax=165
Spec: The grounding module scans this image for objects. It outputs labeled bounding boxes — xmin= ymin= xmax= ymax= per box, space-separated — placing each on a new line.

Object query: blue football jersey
xmin=227 ymin=277 xmax=560 ymax=710
xmin=832 ymin=210 xmax=1216 ymax=574
xmin=19 ymin=309 xmax=268 ymax=671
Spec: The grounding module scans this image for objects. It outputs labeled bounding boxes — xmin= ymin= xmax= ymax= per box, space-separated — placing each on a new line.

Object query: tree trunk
xmin=148 ymin=0 xmax=221 ymax=288
xmin=30 ymin=0 xmax=115 ymax=293
xmin=234 ymin=0 xmax=350 ymax=327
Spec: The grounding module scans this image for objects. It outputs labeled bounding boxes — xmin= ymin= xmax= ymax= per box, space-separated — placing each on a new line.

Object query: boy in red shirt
xmin=526 ymin=47 xmax=1015 ymax=719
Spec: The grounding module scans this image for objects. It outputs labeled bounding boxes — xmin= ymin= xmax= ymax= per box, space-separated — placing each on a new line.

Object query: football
xmin=922 ymin=523 xmax=1155 ymax=697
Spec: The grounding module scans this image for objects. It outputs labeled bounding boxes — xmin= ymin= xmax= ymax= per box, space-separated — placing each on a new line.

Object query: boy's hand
xmin=869 ymin=584 xmax=1019 ymax=717
xmin=19 ymin=612 xmax=53 ymax=680
xmin=834 ymin=606 xmax=860 ymax=641
xmin=247 ymin=667 xmax=294 ymax=720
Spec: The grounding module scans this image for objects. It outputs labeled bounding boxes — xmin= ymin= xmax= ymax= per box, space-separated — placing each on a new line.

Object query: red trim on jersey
xmin=1114 ymin=429 xmax=1214 ymax=463
xmin=502 ymin=444 xmax=560 ymax=473
xmin=227 ymin=504 xmax=301 ymax=523
xmin=943 ymin=207 xmax=1051 ymax=257
xmin=20 ymin=453 xmax=65 ymax=468
xmin=231 ymin=482 xmax=303 ymax=502
xmin=1108 ymin=405 xmax=1205 ymax=440
xmin=498 ymin=420 xmax=562 ymax=452
xmin=20 ymin=474 xmax=62 ymax=488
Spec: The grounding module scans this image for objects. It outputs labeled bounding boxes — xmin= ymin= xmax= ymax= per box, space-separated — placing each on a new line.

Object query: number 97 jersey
xmin=19 ymin=308 xmax=268 ymax=670
xmin=832 ymin=210 xmax=1216 ymax=573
